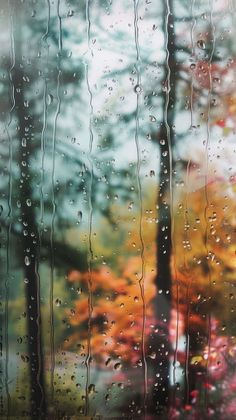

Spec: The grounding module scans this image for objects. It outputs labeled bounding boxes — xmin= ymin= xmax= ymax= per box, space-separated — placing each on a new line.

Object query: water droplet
xmin=149 ymin=352 xmax=156 ymax=360
xmin=77 ymin=211 xmax=82 ymax=223
xmin=55 ymin=298 xmax=62 ymax=307
xmin=88 ymin=384 xmax=96 ymax=394
xmin=24 ymin=256 xmax=31 ymax=266
xmin=114 ymin=362 xmax=122 ymax=370
xmin=21 ymin=354 xmax=29 ymax=363
xmin=26 ymin=199 xmax=31 ymax=207
xmin=149 ymin=115 xmax=156 ymax=122
xmin=197 ymin=40 xmax=206 ymax=50
xmin=47 ymin=94 xmax=54 ymax=105
xmin=134 ymin=84 xmax=142 ymax=94
xmin=105 ymin=358 xmax=111 ymax=366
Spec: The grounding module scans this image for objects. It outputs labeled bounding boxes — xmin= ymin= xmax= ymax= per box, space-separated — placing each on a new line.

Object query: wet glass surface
xmin=1 ymin=0 xmax=236 ymax=418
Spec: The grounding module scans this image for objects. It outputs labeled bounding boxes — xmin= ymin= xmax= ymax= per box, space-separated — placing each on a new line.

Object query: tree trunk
xmin=149 ymin=0 xmax=177 ymax=415
xmin=13 ymin=58 xmax=46 ymax=419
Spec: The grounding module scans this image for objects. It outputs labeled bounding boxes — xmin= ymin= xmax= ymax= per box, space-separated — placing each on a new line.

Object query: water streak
xmin=50 ymin=60 xmax=62 ymax=405
xmin=133 ymin=0 xmax=147 ymax=414
xmin=190 ymin=0 xmax=196 ymax=129
xmin=37 ymin=1 xmax=51 ymax=411
xmin=5 ymin=6 xmax=16 ymax=415
xmin=184 ymin=160 xmax=191 ymax=403
xmin=84 ymin=1 xmax=94 ymax=415
xmin=163 ymin=0 xmax=176 ymax=392
xmin=204 ymin=0 xmax=216 ymax=407
xmin=57 ymin=0 xmax=62 ymax=51
xmin=184 ymin=0 xmax=196 ymax=401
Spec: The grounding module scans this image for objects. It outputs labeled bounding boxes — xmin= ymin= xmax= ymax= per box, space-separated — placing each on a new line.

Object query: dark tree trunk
xmin=149 ymin=0 xmax=177 ymax=415
xmin=13 ymin=63 xmax=46 ymax=419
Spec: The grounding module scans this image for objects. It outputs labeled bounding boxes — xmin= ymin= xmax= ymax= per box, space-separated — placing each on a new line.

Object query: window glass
xmin=1 ymin=0 xmax=236 ymax=418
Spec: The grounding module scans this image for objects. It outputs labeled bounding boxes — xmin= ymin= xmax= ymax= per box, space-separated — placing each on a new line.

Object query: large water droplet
xmin=114 ymin=362 xmax=122 ymax=370
xmin=55 ymin=298 xmax=62 ymax=307
xmin=134 ymin=84 xmax=142 ymax=94
xmin=24 ymin=256 xmax=31 ymax=266
xmin=197 ymin=40 xmax=206 ymax=50
xmin=149 ymin=115 xmax=157 ymax=122
xmin=47 ymin=94 xmax=54 ymax=105
xmin=88 ymin=384 xmax=96 ymax=394
xmin=77 ymin=211 xmax=82 ymax=223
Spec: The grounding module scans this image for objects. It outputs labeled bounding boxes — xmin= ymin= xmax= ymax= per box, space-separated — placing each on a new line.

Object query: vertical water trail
xmin=184 ymin=160 xmax=191 ymax=403
xmin=190 ymin=0 xmax=196 ymax=129
xmin=184 ymin=0 xmax=196 ymax=402
xmin=133 ymin=0 xmax=147 ymax=414
xmin=39 ymin=82 xmax=48 ymax=227
xmin=84 ymin=1 xmax=94 ymax=415
xmin=163 ymin=0 xmax=177 ymax=393
xmin=50 ymin=1 xmax=62 ymax=400
xmin=36 ymin=1 xmax=50 ymax=410
xmin=84 ymin=61 xmax=94 ymax=418
xmin=204 ymin=0 xmax=215 ymax=408
xmin=35 ymin=247 xmax=44 ymax=413
xmin=40 ymin=0 xmax=50 ymax=228
xmin=57 ymin=0 xmax=62 ymax=51
xmin=5 ymin=7 xmax=16 ymax=415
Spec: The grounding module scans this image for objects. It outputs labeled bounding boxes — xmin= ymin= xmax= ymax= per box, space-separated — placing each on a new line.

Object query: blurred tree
xmin=0 ymin=0 xmax=106 ymax=417
xmin=90 ymin=0 xmax=236 ymax=414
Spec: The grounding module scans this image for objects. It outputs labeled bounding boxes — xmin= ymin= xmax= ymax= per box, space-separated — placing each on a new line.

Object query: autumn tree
xmin=0 ymin=0 xmax=109 ymax=417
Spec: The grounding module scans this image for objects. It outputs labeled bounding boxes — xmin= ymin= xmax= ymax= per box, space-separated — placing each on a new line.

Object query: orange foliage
xmin=65 ymin=178 xmax=236 ymax=370
xmin=65 ymin=260 xmax=156 ymax=364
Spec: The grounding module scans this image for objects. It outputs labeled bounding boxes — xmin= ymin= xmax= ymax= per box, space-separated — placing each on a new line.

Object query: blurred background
xmin=1 ymin=0 xmax=236 ymax=418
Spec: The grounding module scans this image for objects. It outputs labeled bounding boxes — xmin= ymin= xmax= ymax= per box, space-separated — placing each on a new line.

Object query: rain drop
xmin=55 ymin=298 xmax=62 ymax=307
xmin=134 ymin=84 xmax=142 ymax=94
xmin=197 ymin=40 xmax=206 ymax=50
xmin=114 ymin=362 xmax=122 ymax=370
xmin=88 ymin=384 xmax=96 ymax=394
xmin=47 ymin=94 xmax=54 ymax=105
xmin=77 ymin=211 xmax=82 ymax=223
xmin=24 ymin=256 xmax=31 ymax=266
xmin=149 ymin=115 xmax=157 ymax=122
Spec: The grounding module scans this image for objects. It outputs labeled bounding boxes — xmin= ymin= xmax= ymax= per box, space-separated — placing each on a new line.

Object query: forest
xmin=1 ymin=0 xmax=236 ymax=419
